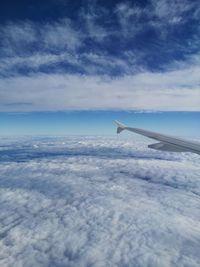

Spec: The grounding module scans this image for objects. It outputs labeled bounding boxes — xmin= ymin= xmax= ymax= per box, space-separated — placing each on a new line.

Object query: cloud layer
xmin=1 ymin=68 xmax=200 ymax=111
xmin=0 ymin=136 xmax=200 ymax=266
xmin=0 ymin=0 xmax=200 ymax=111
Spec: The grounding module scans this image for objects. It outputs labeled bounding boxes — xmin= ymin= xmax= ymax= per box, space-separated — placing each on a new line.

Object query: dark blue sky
xmin=1 ymin=0 xmax=200 ymax=76
xmin=0 ymin=0 xmax=199 ymax=134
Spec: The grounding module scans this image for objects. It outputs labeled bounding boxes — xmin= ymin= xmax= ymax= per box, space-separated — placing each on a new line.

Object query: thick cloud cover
xmin=0 ymin=136 xmax=200 ymax=267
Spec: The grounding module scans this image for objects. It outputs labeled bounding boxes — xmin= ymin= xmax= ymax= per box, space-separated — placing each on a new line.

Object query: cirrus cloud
xmin=0 ymin=0 xmax=200 ymax=112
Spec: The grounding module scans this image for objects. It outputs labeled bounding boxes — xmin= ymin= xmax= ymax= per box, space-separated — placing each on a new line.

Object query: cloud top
xmin=0 ymin=136 xmax=200 ymax=266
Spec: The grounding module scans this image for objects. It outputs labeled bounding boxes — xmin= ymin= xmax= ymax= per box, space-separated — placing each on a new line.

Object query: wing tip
xmin=114 ymin=120 xmax=126 ymax=134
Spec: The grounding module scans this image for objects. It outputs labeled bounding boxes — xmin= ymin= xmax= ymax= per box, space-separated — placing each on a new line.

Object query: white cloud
xmin=114 ymin=0 xmax=200 ymax=40
xmin=0 ymin=53 xmax=79 ymax=74
xmin=0 ymin=1 xmax=200 ymax=112
xmin=0 ymin=19 xmax=83 ymax=57
xmin=115 ymin=2 xmax=145 ymax=37
xmin=80 ymin=9 xmax=109 ymax=42
xmin=41 ymin=18 xmax=83 ymax=51
xmin=0 ymin=51 xmax=138 ymax=77
xmin=0 ymin=136 xmax=200 ymax=266
xmin=0 ymin=61 xmax=200 ymax=111
xmin=151 ymin=0 xmax=195 ymax=24
xmin=0 ymin=21 xmax=37 ymax=56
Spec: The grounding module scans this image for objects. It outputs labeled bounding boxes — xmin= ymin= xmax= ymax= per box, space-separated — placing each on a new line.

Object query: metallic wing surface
xmin=115 ymin=120 xmax=200 ymax=155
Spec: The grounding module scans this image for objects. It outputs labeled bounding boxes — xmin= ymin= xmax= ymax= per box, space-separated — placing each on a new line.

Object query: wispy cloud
xmin=0 ymin=0 xmax=200 ymax=112
xmin=151 ymin=0 xmax=197 ymax=24
xmin=0 ymin=19 xmax=82 ymax=57
xmin=41 ymin=18 xmax=83 ymax=51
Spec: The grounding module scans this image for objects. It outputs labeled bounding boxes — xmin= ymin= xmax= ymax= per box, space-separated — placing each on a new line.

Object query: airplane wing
xmin=114 ymin=120 xmax=200 ymax=155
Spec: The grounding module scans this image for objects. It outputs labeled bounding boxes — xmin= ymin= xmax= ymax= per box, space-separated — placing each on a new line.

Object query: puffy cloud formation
xmin=0 ymin=136 xmax=200 ymax=266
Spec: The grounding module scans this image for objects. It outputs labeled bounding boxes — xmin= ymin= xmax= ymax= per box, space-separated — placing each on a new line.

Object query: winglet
xmin=114 ymin=120 xmax=126 ymax=134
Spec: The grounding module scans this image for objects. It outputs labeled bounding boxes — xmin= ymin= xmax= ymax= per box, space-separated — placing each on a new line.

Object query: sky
xmin=0 ymin=111 xmax=200 ymax=137
xmin=0 ymin=0 xmax=200 ymax=135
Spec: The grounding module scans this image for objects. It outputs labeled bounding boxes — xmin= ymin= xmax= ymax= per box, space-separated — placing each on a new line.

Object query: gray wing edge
xmin=114 ymin=120 xmax=200 ymax=155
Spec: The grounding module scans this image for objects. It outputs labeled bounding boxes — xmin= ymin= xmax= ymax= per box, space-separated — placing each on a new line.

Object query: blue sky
xmin=0 ymin=0 xmax=200 ymax=135
xmin=0 ymin=111 xmax=199 ymax=137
